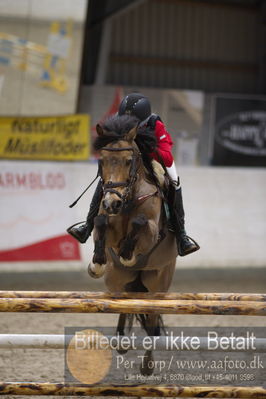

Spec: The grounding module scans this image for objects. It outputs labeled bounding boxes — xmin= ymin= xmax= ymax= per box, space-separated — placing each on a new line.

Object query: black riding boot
xmin=67 ymin=180 xmax=103 ymax=243
xmin=170 ymin=181 xmax=200 ymax=257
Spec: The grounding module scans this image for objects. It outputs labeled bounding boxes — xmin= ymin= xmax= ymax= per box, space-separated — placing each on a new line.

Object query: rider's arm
xmin=150 ymin=120 xmax=174 ymax=167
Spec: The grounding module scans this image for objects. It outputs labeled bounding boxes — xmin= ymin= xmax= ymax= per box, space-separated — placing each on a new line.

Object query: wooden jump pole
xmin=0 ymin=383 xmax=266 ymax=398
xmin=0 ymin=292 xmax=265 ymax=398
xmin=0 ymin=297 xmax=265 ymax=315
xmin=0 ymin=290 xmax=265 ymax=302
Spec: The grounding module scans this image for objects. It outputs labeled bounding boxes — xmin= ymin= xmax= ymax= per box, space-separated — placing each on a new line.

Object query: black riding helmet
xmin=118 ymin=93 xmax=151 ymax=122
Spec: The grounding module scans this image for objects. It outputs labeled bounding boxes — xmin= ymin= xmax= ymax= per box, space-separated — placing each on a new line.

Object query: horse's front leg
xmin=119 ymin=214 xmax=148 ymax=266
xmin=88 ymin=214 xmax=108 ymax=278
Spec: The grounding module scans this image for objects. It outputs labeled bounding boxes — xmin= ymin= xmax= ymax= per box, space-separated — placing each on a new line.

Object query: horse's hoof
xmin=88 ymin=262 xmax=106 ymax=278
xmin=119 ymin=255 xmax=136 ymax=267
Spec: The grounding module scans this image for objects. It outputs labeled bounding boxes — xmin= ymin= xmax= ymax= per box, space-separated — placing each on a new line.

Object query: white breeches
xmin=166 ymin=161 xmax=180 ymax=188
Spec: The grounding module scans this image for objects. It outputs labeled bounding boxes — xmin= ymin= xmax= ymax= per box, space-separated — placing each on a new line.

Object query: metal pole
xmin=0 ymin=334 xmax=266 ymax=351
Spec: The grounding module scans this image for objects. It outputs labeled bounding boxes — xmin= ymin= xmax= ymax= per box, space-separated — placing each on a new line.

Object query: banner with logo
xmin=0 ymin=160 xmax=83 ymax=262
xmin=0 ymin=114 xmax=90 ymax=161
xmin=211 ymin=95 xmax=266 ymax=166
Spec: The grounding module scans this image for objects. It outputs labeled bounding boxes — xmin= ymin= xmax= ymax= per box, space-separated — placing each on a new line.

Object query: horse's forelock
xmin=93 ymin=115 xmax=139 ymax=151
xmin=104 ymin=114 xmax=139 ymax=134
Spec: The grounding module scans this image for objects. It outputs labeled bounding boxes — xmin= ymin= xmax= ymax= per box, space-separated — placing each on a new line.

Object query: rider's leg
xmin=166 ymin=163 xmax=200 ymax=257
xmin=67 ymin=180 xmax=103 ymax=243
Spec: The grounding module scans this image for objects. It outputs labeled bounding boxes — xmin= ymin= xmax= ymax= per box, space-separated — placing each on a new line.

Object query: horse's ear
xmin=126 ymin=126 xmax=137 ymax=142
xmin=96 ymin=124 xmax=104 ymax=136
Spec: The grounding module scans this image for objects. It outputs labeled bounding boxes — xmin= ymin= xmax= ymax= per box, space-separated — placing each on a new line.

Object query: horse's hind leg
xmin=139 ymin=263 xmax=176 ymax=375
xmin=119 ymin=214 xmax=148 ymax=266
xmin=104 ymin=265 xmax=140 ymax=353
xmin=88 ymin=214 xmax=108 ymax=278
xmin=115 ymin=314 xmax=129 ymax=354
xmin=139 ymin=314 xmax=161 ymax=376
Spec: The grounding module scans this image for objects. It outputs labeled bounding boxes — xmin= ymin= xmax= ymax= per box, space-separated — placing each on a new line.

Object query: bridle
xmin=99 ymin=145 xmax=141 ymax=205
xmin=69 ymin=142 xmax=160 ymax=210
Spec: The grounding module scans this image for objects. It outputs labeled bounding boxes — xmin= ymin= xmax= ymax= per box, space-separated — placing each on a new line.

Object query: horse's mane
xmin=94 ymin=115 xmax=160 ymax=188
xmin=94 ymin=115 xmax=137 ymax=150
xmin=93 ymin=115 xmax=157 ymax=154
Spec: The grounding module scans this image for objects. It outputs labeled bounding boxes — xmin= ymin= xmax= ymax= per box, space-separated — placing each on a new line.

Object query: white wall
xmin=74 ymin=164 xmax=266 ymax=269
xmin=177 ymin=166 xmax=266 ymax=268
xmin=0 ymin=162 xmax=265 ymax=271
xmin=0 ymin=0 xmax=87 ymax=22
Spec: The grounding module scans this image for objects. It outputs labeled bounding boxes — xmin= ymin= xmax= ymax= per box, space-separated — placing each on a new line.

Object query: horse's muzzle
xmin=102 ymin=198 xmax=123 ymax=214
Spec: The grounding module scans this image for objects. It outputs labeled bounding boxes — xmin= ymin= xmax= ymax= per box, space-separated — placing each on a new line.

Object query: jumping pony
xmin=88 ymin=115 xmax=177 ymax=374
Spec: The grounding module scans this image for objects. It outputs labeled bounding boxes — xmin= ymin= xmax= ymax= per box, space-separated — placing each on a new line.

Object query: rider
xmin=67 ymin=93 xmax=199 ymax=256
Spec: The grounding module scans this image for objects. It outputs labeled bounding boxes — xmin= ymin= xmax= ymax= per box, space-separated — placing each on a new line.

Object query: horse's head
xmin=96 ymin=120 xmax=140 ymax=215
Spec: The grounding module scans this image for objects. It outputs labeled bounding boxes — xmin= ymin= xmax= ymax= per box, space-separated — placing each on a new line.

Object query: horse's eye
xmin=126 ymin=159 xmax=132 ymax=166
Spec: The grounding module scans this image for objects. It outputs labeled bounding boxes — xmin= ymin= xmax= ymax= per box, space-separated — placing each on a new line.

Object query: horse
xmin=88 ymin=115 xmax=177 ymax=375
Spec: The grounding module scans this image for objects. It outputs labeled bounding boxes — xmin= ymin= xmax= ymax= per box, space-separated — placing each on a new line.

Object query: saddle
xmin=151 ymin=159 xmax=165 ymax=188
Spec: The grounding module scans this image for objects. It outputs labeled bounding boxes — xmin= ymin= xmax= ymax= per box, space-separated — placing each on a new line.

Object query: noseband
xmin=99 ymin=146 xmax=141 ymax=204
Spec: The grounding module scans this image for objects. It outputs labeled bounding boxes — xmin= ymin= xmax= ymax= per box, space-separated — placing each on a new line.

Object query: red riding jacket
xmin=150 ymin=119 xmax=174 ymax=167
